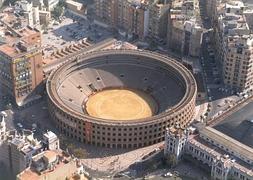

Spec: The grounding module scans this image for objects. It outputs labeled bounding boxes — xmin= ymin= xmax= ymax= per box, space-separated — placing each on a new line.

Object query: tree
xmin=51 ymin=0 xmax=66 ymax=20
xmin=149 ymin=39 xmax=158 ymax=50
xmin=165 ymin=154 xmax=177 ymax=167
xmin=73 ymin=148 xmax=88 ymax=158
xmin=52 ymin=6 xmax=64 ymax=20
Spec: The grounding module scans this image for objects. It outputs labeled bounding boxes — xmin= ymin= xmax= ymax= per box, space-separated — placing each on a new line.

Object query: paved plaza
xmin=81 ymin=142 xmax=163 ymax=174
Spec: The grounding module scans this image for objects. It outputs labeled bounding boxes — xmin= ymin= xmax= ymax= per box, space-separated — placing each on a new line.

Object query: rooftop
xmin=189 ymin=136 xmax=253 ymax=176
xmin=213 ymin=101 xmax=253 ymax=148
xmin=200 ymin=126 xmax=253 ymax=161
xmin=43 ymin=131 xmax=57 ymax=140
xmin=17 ymin=150 xmax=81 ymax=180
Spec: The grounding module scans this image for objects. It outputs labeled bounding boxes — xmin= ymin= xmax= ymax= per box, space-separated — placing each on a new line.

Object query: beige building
xmin=167 ymin=0 xmax=203 ymax=57
xmin=94 ymin=0 xmax=149 ymax=39
xmin=148 ymin=0 xmax=170 ymax=39
xmin=39 ymin=10 xmax=51 ymax=26
xmin=15 ymin=0 xmax=41 ymax=28
xmin=0 ymin=25 xmax=43 ymax=106
xmin=65 ymin=0 xmax=87 ymax=19
xmin=214 ymin=0 xmax=253 ymax=91
xmin=0 ymin=131 xmax=42 ymax=176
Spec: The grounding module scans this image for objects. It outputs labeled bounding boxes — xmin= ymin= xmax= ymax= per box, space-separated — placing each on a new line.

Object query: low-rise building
xmin=42 ymin=38 xmax=137 ymax=76
xmin=16 ymin=150 xmax=87 ymax=180
xmin=65 ymin=0 xmax=87 ymax=20
xmin=94 ymin=0 xmax=149 ymax=39
xmin=0 ymin=130 xmax=60 ymax=176
xmin=39 ymin=10 xmax=51 ymax=26
xmin=42 ymin=131 xmax=60 ymax=150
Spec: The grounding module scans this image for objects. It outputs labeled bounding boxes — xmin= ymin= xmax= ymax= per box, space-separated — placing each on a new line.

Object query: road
xmin=197 ymin=10 xmax=243 ymax=121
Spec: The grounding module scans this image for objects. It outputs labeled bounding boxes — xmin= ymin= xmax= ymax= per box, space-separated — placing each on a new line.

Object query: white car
xmin=163 ymin=172 xmax=173 ymax=177
xmin=17 ymin=123 xmax=23 ymax=128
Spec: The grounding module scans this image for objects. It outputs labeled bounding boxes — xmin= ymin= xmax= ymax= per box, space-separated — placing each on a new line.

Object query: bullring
xmin=46 ymin=49 xmax=197 ymax=148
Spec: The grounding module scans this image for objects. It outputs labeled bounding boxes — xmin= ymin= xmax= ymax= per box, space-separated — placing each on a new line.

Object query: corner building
xmin=0 ymin=26 xmax=43 ymax=106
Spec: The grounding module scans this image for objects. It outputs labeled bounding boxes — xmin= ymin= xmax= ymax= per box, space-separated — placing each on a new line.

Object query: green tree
xmin=52 ymin=6 xmax=64 ymax=20
xmin=51 ymin=0 xmax=66 ymax=20
xmin=73 ymin=148 xmax=88 ymax=158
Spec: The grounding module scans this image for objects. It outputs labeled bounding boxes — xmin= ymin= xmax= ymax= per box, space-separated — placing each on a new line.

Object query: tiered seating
xmin=56 ymin=58 xmax=186 ymax=114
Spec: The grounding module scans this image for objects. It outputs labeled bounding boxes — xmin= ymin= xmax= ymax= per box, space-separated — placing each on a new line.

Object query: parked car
xmin=163 ymin=172 xmax=173 ymax=177
xmin=17 ymin=123 xmax=23 ymax=128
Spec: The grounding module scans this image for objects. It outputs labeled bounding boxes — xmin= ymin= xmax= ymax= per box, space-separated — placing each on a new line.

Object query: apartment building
xmin=164 ymin=126 xmax=253 ymax=180
xmin=0 ymin=131 xmax=43 ymax=175
xmin=214 ymin=0 xmax=253 ymax=90
xmin=128 ymin=2 xmax=149 ymax=39
xmin=0 ymin=129 xmax=60 ymax=176
xmin=167 ymin=0 xmax=203 ymax=57
xmin=94 ymin=0 xmax=149 ymax=39
xmin=0 ymin=20 xmax=43 ymax=106
xmin=94 ymin=0 xmax=117 ymax=27
xmin=148 ymin=0 xmax=170 ymax=39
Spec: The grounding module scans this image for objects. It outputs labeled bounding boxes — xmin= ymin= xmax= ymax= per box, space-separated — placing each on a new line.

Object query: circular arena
xmin=47 ymin=49 xmax=197 ymax=149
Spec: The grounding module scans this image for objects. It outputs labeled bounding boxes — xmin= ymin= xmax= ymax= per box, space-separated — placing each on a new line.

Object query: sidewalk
xmin=81 ymin=142 xmax=164 ymax=174
xmin=194 ymin=102 xmax=208 ymax=122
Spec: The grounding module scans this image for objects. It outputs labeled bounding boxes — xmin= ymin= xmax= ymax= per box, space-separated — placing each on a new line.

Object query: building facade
xmin=164 ymin=126 xmax=253 ymax=180
xmin=214 ymin=0 xmax=253 ymax=91
xmin=94 ymin=0 xmax=149 ymax=39
xmin=148 ymin=0 xmax=170 ymax=39
xmin=0 ymin=25 xmax=43 ymax=106
xmin=0 ymin=130 xmax=59 ymax=176
xmin=167 ymin=0 xmax=203 ymax=57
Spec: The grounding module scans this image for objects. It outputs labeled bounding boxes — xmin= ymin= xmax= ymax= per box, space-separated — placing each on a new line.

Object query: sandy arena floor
xmin=85 ymin=89 xmax=158 ymax=120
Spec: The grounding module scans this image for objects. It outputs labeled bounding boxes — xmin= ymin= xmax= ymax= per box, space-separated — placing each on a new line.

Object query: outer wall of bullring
xmin=46 ymin=50 xmax=197 ymax=149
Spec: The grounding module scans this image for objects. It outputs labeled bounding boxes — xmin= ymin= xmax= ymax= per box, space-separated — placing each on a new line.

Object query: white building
xmin=0 ymin=127 xmax=60 ymax=176
xmin=164 ymin=127 xmax=188 ymax=165
xmin=43 ymin=131 xmax=59 ymax=150
xmin=167 ymin=0 xmax=203 ymax=57
xmin=164 ymin=126 xmax=253 ymax=180
xmin=15 ymin=0 xmax=41 ymax=28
